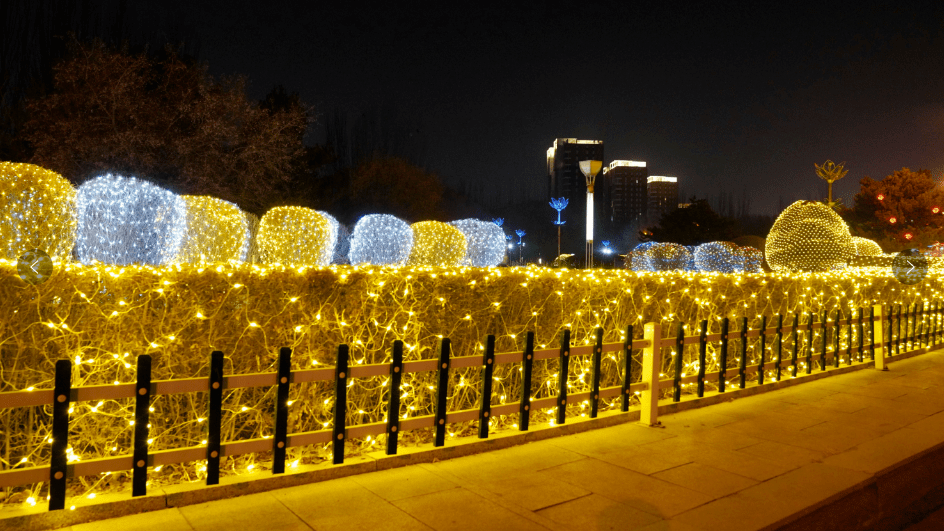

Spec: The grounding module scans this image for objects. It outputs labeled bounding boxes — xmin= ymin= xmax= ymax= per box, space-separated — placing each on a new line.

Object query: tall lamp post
xmin=579 ymin=159 xmax=603 ymax=268
xmin=549 ymin=197 xmax=568 ymax=258
xmin=515 ymin=229 xmax=526 ymax=263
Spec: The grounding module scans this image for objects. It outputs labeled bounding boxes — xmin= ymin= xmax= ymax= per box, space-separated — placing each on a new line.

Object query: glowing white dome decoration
xmin=349 ymin=214 xmax=413 ymax=265
xmin=739 ymin=246 xmax=764 ymax=273
xmin=177 ymin=196 xmax=251 ymax=263
xmin=694 ymin=241 xmax=741 ymax=273
xmin=76 ymin=174 xmax=186 ymax=265
xmin=629 ymin=242 xmax=657 ymax=271
xmin=332 ymin=223 xmax=351 ymax=264
xmin=257 ymin=206 xmax=336 ymax=266
xmin=643 ymin=242 xmax=692 ymax=271
xmin=449 ymin=218 xmax=506 ymax=267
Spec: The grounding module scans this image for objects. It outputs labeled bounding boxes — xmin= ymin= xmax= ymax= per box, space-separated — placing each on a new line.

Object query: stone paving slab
xmin=18 ymin=347 xmax=944 ymax=531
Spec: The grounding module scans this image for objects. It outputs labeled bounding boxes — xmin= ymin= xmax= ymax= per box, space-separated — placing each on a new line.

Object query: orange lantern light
xmin=889 ymin=217 xmax=897 ymax=224
xmin=934 ymin=206 xmax=941 ymax=214
xmin=904 ymin=232 xmax=913 ymax=240
xmin=877 ymin=193 xmax=885 ymax=201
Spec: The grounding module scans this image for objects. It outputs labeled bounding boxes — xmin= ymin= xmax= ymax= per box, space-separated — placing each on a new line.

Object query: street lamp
xmin=515 ymin=229 xmax=526 ymax=263
xmin=580 ymin=159 xmax=603 ymax=268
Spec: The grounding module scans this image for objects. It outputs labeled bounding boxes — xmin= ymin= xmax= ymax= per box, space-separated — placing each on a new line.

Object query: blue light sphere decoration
xmin=694 ymin=241 xmax=741 ymax=273
xmin=644 ymin=242 xmax=693 ymax=271
xmin=449 ymin=218 xmax=506 ymax=267
xmin=76 ymin=174 xmax=187 ymax=265
xmin=349 ymin=214 xmax=414 ymax=265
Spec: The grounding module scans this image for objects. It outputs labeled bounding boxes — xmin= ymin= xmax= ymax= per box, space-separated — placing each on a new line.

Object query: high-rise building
xmin=546 ymin=138 xmax=605 ymax=201
xmin=602 ymin=160 xmax=648 ymax=228
xmin=647 ymin=176 xmax=678 ymax=224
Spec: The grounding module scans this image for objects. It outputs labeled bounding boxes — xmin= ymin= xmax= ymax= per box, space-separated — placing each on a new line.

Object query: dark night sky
xmin=159 ymin=2 xmax=944 ymax=214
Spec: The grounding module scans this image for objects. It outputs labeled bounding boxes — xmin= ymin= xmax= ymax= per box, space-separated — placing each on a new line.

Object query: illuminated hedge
xmin=177 ymin=196 xmax=252 ymax=263
xmin=449 ymin=218 xmax=506 ymax=267
xmin=643 ymin=243 xmax=692 ymax=271
xmin=76 ymin=174 xmax=186 ymax=265
xmin=852 ymin=236 xmax=883 ymax=256
xmin=257 ymin=206 xmax=336 ymax=266
xmin=694 ymin=241 xmax=741 ymax=273
xmin=0 ymin=262 xmax=937 ymax=503
xmin=739 ymin=246 xmax=764 ymax=273
xmin=766 ymin=201 xmax=854 ymax=272
xmin=408 ymin=221 xmax=467 ymax=267
xmin=349 ymin=214 xmax=413 ymax=265
xmin=0 ymin=162 xmax=77 ymax=261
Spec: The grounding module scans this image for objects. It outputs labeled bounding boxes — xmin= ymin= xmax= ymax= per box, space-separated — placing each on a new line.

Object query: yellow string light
xmin=407 ymin=221 xmax=467 ymax=266
xmin=766 ymin=200 xmax=854 ymax=272
xmin=256 ymin=206 xmax=335 ymax=266
xmin=0 ymin=161 xmax=77 ymax=260
xmin=177 ymin=196 xmax=253 ymax=263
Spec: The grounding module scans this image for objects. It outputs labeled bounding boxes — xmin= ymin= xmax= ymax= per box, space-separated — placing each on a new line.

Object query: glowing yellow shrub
xmin=852 ymin=236 xmax=882 ymax=256
xmin=257 ymin=206 xmax=335 ymax=266
xmin=177 ymin=196 xmax=252 ymax=263
xmin=0 ymin=162 xmax=77 ymax=260
xmin=766 ymin=201 xmax=854 ymax=272
xmin=408 ymin=221 xmax=467 ymax=266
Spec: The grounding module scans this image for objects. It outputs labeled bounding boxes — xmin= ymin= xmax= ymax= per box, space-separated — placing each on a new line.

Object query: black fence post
xmin=697 ymin=320 xmax=707 ymax=397
xmin=820 ymin=310 xmax=827 ymax=371
xmin=385 ymin=340 xmax=404 ymax=454
xmin=738 ymin=317 xmax=748 ymax=389
xmin=758 ymin=315 xmax=767 ymax=385
xmin=478 ymin=335 xmax=496 ymax=438
xmin=869 ymin=307 xmax=876 ymax=361
xmin=49 ymin=359 xmax=71 ymax=511
xmin=206 ymin=351 xmax=224 ymax=485
xmin=673 ymin=322 xmax=685 ymax=401
xmin=556 ymin=329 xmax=571 ymax=425
xmin=920 ymin=302 xmax=926 ymax=348
xmin=858 ymin=308 xmax=865 ymax=362
xmin=332 ymin=344 xmax=349 ymax=464
xmin=434 ymin=338 xmax=450 ymax=446
xmin=621 ymin=325 xmax=634 ymax=411
xmin=272 ymin=347 xmax=291 ymax=474
xmin=791 ymin=314 xmax=799 ymax=378
xmin=774 ymin=314 xmax=783 ymax=382
xmin=833 ymin=310 xmax=841 ymax=367
xmin=805 ymin=312 xmax=813 ymax=374
xmin=719 ymin=318 xmax=729 ymax=393
xmin=896 ymin=304 xmax=902 ymax=356
xmin=132 ymin=355 xmax=151 ymax=496
xmin=519 ymin=332 xmax=535 ymax=429
xmin=845 ymin=310 xmax=853 ymax=365
xmin=590 ymin=327 xmax=603 ymax=417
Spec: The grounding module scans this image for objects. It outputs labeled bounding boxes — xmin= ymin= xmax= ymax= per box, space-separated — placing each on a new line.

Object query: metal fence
xmin=0 ymin=301 xmax=940 ymax=511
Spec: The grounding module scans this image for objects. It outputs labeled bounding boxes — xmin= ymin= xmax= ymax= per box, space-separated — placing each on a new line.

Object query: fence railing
xmin=0 ymin=301 xmax=941 ymax=511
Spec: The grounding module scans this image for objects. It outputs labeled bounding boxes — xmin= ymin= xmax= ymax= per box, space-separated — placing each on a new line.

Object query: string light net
xmin=257 ymin=206 xmax=335 ymax=266
xmin=332 ymin=223 xmax=351 ymax=264
xmin=852 ymin=236 xmax=883 ymax=256
xmin=0 ymin=162 xmax=77 ymax=260
xmin=766 ymin=200 xmax=854 ymax=272
xmin=449 ymin=218 xmax=506 ymax=267
xmin=739 ymin=246 xmax=764 ymax=273
xmin=1 ymin=262 xmax=937 ymax=505
xmin=76 ymin=174 xmax=186 ymax=265
xmin=694 ymin=241 xmax=741 ymax=273
xmin=177 ymin=196 xmax=251 ymax=263
xmin=643 ymin=243 xmax=692 ymax=271
xmin=408 ymin=221 xmax=468 ymax=267
xmin=349 ymin=214 xmax=414 ymax=265
xmin=627 ymin=242 xmax=657 ymax=270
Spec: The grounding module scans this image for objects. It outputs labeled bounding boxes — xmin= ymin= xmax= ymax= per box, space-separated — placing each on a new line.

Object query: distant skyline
xmin=9 ymin=2 xmax=944 ymax=215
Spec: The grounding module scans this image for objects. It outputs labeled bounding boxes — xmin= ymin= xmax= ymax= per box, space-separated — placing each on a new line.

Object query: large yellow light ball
xmin=257 ymin=206 xmax=335 ymax=266
xmin=851 ymin=236 xmax=882 ymax=256
xmin=408 ymin=221 xmax=467 ymax=266
xmin=766 ymin=201 xmax=854 ymax=272
xmin=0 ymin=162 xmax=77 ymax=260
xmin=177 ymin=196 xmax=252 ymax=263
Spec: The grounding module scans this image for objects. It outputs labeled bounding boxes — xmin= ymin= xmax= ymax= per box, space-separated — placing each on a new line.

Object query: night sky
xmin=90 ymin=2 xmax=944 ymax=214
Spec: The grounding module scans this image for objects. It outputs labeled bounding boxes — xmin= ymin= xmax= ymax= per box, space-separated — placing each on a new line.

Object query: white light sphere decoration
xmin=644 ymin=242 xmax=692 ymax=271
xmin=349 ymin=214 xmax=414 ymax=266
xmin=629 ymin=242 xmax=657 ymax=271
xmin=449 ymin=218 xmax=506 ymax=267
xmin=76 ymin=174 xmax=187 ymax=265
xmin=316 ymin=210 xmax=340 ymax=266
xmin=694 ymin=241 xmax=741 ymax=273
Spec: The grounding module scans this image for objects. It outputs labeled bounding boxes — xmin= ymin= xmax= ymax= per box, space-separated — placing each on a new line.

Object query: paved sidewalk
xmin=49 ymin=349 xmax=944 ymax=530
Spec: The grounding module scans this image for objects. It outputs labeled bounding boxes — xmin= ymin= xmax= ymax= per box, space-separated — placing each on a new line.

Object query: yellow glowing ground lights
xmin=852 ymin=236 xmax=883 ymax=256
xmin=408 ymin=221 xmax=467 ymax=266
xmin=766 ymin=201 xmax=854 ymax=272
xmin=0 ymin=161 xmax=77 ymax=260
xmin=177 ymin=196 xmax=252 ymax=263
xmin=257 ymin=206 xmax=336 ymax=266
